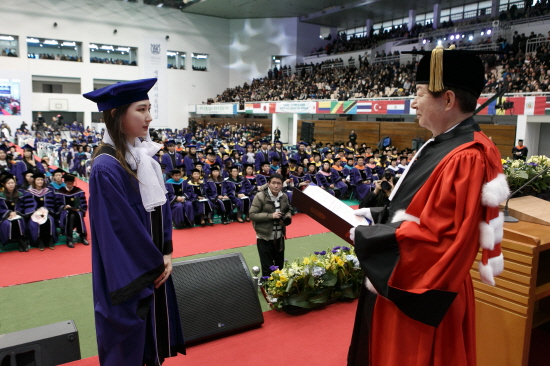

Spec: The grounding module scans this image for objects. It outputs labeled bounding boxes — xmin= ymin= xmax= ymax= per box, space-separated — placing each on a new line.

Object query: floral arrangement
xmin=502 ymin=155 xmax=550 ymax=193
xmin=262 ymin=246 xmax=364 ymax=312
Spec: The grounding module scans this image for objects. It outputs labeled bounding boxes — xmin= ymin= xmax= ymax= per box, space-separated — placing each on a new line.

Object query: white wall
xmin=296 ymin=22 xmax=334 ymax=59
xmin=0 ymin=0 xmax=231 ymax=129
xmin=228 ymin=18 xmax=298 ymax=88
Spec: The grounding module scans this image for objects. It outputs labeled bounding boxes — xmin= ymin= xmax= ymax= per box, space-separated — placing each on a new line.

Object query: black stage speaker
xmin=171 ymin=253 xmax=264 ymax=345
xmin=301 ymin=121 xmax=315 ymax=144
xmin=0 ymin=320 xmax=80 ymax=366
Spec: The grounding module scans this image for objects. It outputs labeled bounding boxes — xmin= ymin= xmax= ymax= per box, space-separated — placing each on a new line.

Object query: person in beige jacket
xmin=249 ymin=173 xmax=292 ymax=277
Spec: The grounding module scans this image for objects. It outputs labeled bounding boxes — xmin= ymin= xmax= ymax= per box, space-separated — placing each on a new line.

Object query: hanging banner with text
xmin=196 ymin=104 xmax=237 ymax=115
xmin=275 ymin=101 xmax=317 ymax=114
xmin=143 ymin=37 xmax=167 ymax=128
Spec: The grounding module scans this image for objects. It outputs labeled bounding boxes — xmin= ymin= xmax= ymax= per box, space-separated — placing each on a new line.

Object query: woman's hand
xmin=154 ymin=253 xmax=173 ymax=289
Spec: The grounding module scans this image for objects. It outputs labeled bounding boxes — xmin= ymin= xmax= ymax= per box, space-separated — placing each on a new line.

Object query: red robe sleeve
xmin=354 ymin=146 xmax=488 ymax=327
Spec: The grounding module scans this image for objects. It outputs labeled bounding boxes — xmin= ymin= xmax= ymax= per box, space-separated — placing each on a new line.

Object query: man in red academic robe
xmin=348 ymin=47 xmax=510 ymax=366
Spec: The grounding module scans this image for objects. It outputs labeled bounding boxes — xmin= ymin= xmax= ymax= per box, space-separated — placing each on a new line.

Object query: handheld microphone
xmin=503 ymin=163 xmax=550 ymax=223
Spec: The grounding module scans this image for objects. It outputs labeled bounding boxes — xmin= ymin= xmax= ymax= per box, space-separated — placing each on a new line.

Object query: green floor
xmin=0 ymin=232 xmax=344 ymax=359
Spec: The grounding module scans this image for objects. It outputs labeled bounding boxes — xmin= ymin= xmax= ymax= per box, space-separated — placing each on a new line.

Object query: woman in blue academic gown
xmin=165 ymin=169 xmax=194 ymax=229
xmin=83 ymin=78 xmax=185 ymax=366
xmin=0 ymin=174 xmax=28 ymax=251
xmin=55 ymin=174 xmax=88 ymax=248
xmin=224 ymin=165 xmax=252 ymax=223
xmin=21 ymin=172 xmax=57 ymax=250
xmin=205 ymin=166 xmax=232 ymax=225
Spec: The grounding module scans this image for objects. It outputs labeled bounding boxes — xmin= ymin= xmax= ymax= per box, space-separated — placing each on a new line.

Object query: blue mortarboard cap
xmin=298 ymin=141 xmax=309 ymax=147
xmin=83 ymin=78 xmax=157 ymax=112
xmin=165 ymin=140 xmax=176 ymax=146
xmin=22 ymin=144 xmax=35 ymax=151
xmin=260 ymin=139 xmax=269 ymax=144
xmin=187 ymin=144 xmax=197 ymax=149
xmin=0 ymin=145 xmax=8 ymax=152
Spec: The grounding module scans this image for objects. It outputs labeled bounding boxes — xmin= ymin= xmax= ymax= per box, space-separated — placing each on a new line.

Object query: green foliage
xmin=502 ymin=155 xmax=550 ymax=193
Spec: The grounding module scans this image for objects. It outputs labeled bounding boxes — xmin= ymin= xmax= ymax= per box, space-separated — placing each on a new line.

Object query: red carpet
xmin=61 ymin=300 xmax=357 ymax=366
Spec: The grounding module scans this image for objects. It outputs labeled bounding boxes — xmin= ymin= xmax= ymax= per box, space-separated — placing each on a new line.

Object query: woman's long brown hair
xmin=92 ymin=104 xmax=138 ymax=180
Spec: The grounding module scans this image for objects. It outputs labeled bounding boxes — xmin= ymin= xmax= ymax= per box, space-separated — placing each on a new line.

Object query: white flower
xmin=312 ymin=266 xmax=326 ymax=277
xmin=346 ymin=255 xmax=360 ymax=268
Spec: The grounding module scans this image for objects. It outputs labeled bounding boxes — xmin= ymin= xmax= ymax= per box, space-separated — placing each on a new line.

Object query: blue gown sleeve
xmin=161 ymin=196 xmax=173 ymax=255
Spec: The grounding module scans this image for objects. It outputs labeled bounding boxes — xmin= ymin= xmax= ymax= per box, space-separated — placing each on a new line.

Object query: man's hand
xmin=237 ymin=193 xmax=245 ymax=198
xmin=272 ymin=212 xmax=283 ymax=219
xmin=155 ymin=253 xmax=173 ymax=289
xmin=8 ymin=211 xmax=17 ymax=219
xmin=354 ymin=208 xmax=373 ymax=224
xmin=65 ymin=205 xmax=71 ymax=210
xmin=349 ymin=227 xmax=356 ymax=242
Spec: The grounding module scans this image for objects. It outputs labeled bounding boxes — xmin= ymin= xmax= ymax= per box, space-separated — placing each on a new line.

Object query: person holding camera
xmin=359 ymin=171 xmax=396 ymax=208
xmin=250 ymin=173 xmax=292 ymax=277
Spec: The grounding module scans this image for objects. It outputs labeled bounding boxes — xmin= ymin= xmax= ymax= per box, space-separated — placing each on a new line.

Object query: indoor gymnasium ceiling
xmin=142 ymin=0 xmax=485 ymax=29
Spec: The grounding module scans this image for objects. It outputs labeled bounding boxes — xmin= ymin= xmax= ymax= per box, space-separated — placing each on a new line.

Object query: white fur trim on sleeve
xmin=479 ymin=212 xmax=504 ymax=250
xmin=391 ymin=209 xmax=420 ymax=224
xmin=364 ymin=276 xmax=378 ymax=294
xmin=481 ymin=174 xmax=510 ymax=207
xmin=479 ymin=221 xmax=495 ymax=250
xmin=490 ymin=212 xmax=504 ymax=244
xmin=478 ymin=253 xmax=504 ymax=286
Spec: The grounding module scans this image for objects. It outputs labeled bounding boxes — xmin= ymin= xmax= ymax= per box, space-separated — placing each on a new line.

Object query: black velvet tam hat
xmin=403 ymin=46 xmax=501 ymax=98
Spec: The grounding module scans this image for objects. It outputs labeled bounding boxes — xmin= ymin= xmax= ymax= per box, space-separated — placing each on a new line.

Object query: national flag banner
xmin=386 ymin=100 xmax=410 ymax=114
xmin=524 ymin=96 xmax=535 ymax=115
xmin=545 ymin=96 xmax=550 ymax=115
xmin=343 ymin=101 xmax=357 ymax=114
xmin=533 ymin=96 xmax=546 ymax=115
xmin=356 ymin=101 xmax=372 ymax=113
xmin=245 ymin=103 xmax=267 ymax=114
xmin=260 ymin=103 xmax=274 ymax=114
xmin=331 ymin=101 xmax=344 ymax=114
xmin=495 ymin=97 xmax=524 ymax=115
xmin=487 ymin=100 xmax=497 ymax=115
xmin=475 ymin=98 xmax=490 ymax=115
xmin=371 ymin=101 xmax=387 ymax=114
xmin=316 ymin=101 xmax=332 ymax=114
xmin=269 ymin=103 xmax=276 ymax=113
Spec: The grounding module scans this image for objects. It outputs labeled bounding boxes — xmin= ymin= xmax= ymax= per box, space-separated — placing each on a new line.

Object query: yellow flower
xmin=501 ymin=159 xmax=507 ymax=164
xmin=326 ymin=264 xmax=331 ymax=270
xmin=275 ymin=281 xmax=283 ymax=287
xmin=337 ymin=259 xmax=345 ymax=267
xmin=273 ymin=269 xmax=282 ymax=274
xmin=269 ymin=276 xmax=273 ymax=280
xmin=279 ymin=275 xmax=288 ymax=282
xmin=303 ymin=258 xmax=310 ymax=265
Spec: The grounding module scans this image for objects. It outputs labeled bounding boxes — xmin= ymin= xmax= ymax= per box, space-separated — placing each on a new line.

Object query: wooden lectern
xmin=471 ymin=196 xmax=550 ymax=365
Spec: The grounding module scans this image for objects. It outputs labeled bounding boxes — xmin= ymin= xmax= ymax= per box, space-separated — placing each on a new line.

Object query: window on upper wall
xmin=0 ymin=34 xmax=19 ymax=57
xmin=32 ymin=76 xmax=81 ymax=94
xmin=27 ymin=37 xmax=82 ymax=61
xmin=167 ymin=51 xmax=186 ymax=70
xmin=191 ymin=53 xmax=208 ymax=71
xmin=89 ymin=43 xmax=137 ymax=66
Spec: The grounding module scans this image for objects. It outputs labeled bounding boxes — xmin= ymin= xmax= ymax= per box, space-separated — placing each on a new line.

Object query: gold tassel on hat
xmin=429 ymin=44 xmax=456 ymax=92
